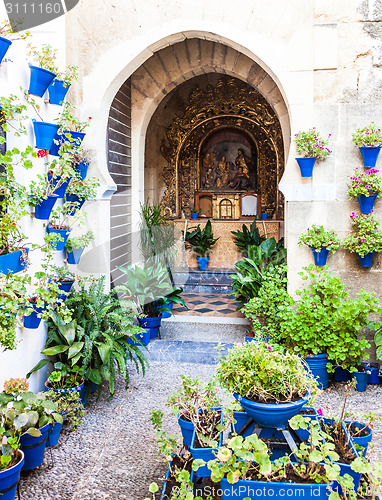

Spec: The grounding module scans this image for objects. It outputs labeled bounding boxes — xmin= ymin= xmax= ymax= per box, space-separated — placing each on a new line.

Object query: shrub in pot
xmin=294 ymin=127 xmax=332 ymax=177
xmin=48 ymin=65 xmax=78 ymax=105
xmin=343 ymin=213 xmax=382 ymax=268
xmin=216 ymin=342 xmax=318 ymax=429
xmin=278 ymin=265 xmax=379 ymax=387
xmin=64 ymin=175 xmax=99 ymax=215
xmin=352 ymin=122 xmax=382 ymax=168
xmin=347 ymin=167 xmax=382 ymax=214
xmin=50 ymin=102 xmax=91 ymax=156
xmin=230 ymin=238 xmax=286 ymax=309
xmin=298 ymin=224 xmax=340 ymax=266
xmin=65 ymin=230 xmax=95 ymax=265
xmin=27 ymin=44 xmax=57 ymax=97
xmin=184 ymin=220 xmax=219 ymax=271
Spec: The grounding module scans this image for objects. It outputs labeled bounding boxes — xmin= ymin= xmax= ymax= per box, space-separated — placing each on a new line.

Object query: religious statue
xmin=229 ymin=166 xmax=251 ymax=190
xmin=235 ymin=148 xmax=251 ymax=176
xmin=216 ymin=156 xmax=231 ymax=188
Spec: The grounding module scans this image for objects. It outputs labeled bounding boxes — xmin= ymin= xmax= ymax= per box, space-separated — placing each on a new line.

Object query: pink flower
xmin=267 ymin=346 xmax=272 ymax=352
xmin=371 ymin=210 xmax=374 ymax=213
xmin=361 ymin=238 xmax=366 ymax=242
xmin=317 ymin=408 xmax=323 ymax=417
xmin=365 ymin=185 xmax=372 ymax=189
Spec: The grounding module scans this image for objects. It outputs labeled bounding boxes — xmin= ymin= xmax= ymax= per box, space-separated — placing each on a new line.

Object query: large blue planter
xmin=234 ymin=392 xmax=310 ymax=429
xmin=73 ymin=161 xmax=89 ymax=180
xmin=34 ymin=195 xmax=58 ymax=220
xmin=309 ymin=246 xmax=329 ymax=266
xmin=196 ymin=256 xmax=209 ymax=271
xmin=20 ymin=423 xmax=50 ymax=470
xmin=334 ymin=366 xmax=351 ymax=382
xmin=138 ymin=316 xmax=161 ymax=339
xmin=347 ymin=421 xmax=372 ymax=457
xmin=178 ymin=414 xmax=194 ymax=448
xmin=220 ymin=477 xmax=332 ymax=500
xmin=47 ymin=172 xmax=71 ymax=198
xmin=28 ymin=65 xmax=56 ymax=98
xmin=23 ymin=305 xmax=44 ymax=329
xmin=50 ymin=131 xmax=86 ymax=156
xmin=361 ymin=362 xmax=380 ymax=384
xmin=359 ymin=146 xmax=381 ymax=168
xmin=47 ymin=225 xmax=71 ymax=251
xmin=296 ymin=157 xmax=317 ymax=177
xmin=32 ymin=120 xmax=60 ymax=150
xmin=190 ymin=407 xmax=223 ymax=477
xmin=66 ymin=246 xmax=85 ymax=265
xmin=127 ymin=328 xmax=150 ymax=346
xmin=358 ymin=251 xmax=375 ymax=268
xmin=0 ymin=36 xmax=12 ymax=65
xmin=65 ymin=194 xmax=85 ymax=215
xmin=352 ymin=369 xmax=369 ymax=392
xmin=304 ymin=353 xmax=329 ymax=389
xmin=0 ymin=248 xmax=29 ymax=274
xmin=48 ymin=79 xmax=71 ymax=105
xmin=357 ymin=193 xmax=378 ymax=214
xmin=0 ymin=450 xmax=24 ymax=500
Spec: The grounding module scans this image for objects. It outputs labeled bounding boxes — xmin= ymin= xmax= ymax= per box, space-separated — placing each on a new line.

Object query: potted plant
xmin=216 ymin=342 xmax=318 ymax=429
xmin=279 ymin=265 xmax=379 ymax=388
xmin=28 ymin=173 xmax=59 ymax=220
xmin=64 ymin=175 xmax=99 ymax=215
xmin=347 ymin=167 xmax=382 ymax=213
xmin=351 ymin=365 xmax=370 ymax=392
xmin=159 ymin=286 xmax=187 ymax=318
xmin=0 ymin=273 xmax=29 ymax=351
xmin=67 ymin=147 xmax=93 ymax=180
xmin=343 ymin=212 xmax=382 ymax=267
xmin=190 ymin=207 xmax=200 ymax=219
xmin=184 ymin=220 xmax=219 ymax=271
xmin=0 ymin=19 xmax=30 ymax=64
xmin=294 ymin=127 xmax=332 ymax=177
xmin=65 ymin=230 xmax=95 ymax=264
xmin=352 ymin=122 xmax=382 ymax=168
xmin=231 ymin=221 xmax=265 ymax=256
xmin=27 ymin=44 xmax=58 ymax=97
xmin=48 ymin=65 xmax=78 ymax=105
xmin=27 ymin=276 xmax=149 ymax=401
xmin=298 ymin=224 xmax=341 ymax=266
xmin=45 ymin=157 xmax=77 ymax=199
xmin=116 ymin=263 xmax=176 ymax=339
xmin=50 ymin=102 xmax=91 ymax=156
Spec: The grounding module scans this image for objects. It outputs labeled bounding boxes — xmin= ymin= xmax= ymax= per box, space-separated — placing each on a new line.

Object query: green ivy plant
xmin=298 ymin=225 xmax=340 ymax=252
xmin=278 ymin=265 xmax=380 ymax=370
xmin=0 ymin=273 xmax=29 ymax=351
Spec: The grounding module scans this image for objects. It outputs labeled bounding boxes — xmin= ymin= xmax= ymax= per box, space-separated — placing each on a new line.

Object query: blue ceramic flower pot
xmin=161 ymin=300 xmax=173 ymax=318
xmin=309 ymin=247 xmax=329 ymax=266
xmin=178 ymin=414 xmax=194 ymax=448
xmin=296 ymin=157 xmax=317 ymax=177
xmin=23 ymin=306 xmax=44 ymax=329
xmin=347 ymin=421 xmax=372 ymax=457
xmin=359 ymin=146 xmax=381 ymax=168
xmin=56 ymin=279 xmax=75 ymax=302
xmin=358 ymin=251 xmax=375 ymax=268
xmin=0 ymin=36 xmax=12 ymax=65
xmin=0 ymin=450 xmax=24 ymax=500
xmin=73 ymin=161 xmax=89 ymax=180
xmin=46 ymin=421 xmax=63 ymax=447
xmin=34 ymin=195 xmax=58 ymax=220
xmin=127 ymin=328 xmax=150 ymax=346
xmin=191 ymin=213 xmax=198 ymax=219
xmin=261 ymin=213 xmax=268 ymax=219
xmin=357 ymin=193 xmax=378 ymax=214
xmin=304 ymin=353 xmax=329 ymax=389
xmin=32 ymin=120 xmax=60 ymax=150
xmin=234 ymin=392 xmax=310 ymax=429
xmin=50 ymin=131 xmax=86 ymax=156
xmin=66 ymin=246 xmax=84 ymax=265
xmin=361 ymin=362 xmax=380 ymax=384
xmin=65 ymin=194 xmax=85 ymax=215
xmin=220 ymin=477 xmax=332 ymax=500
xmin=352 ymin=370 xmax=369 ymax=392
xmin=137 ymin=316 xmax=161 ymax=339
xmin=20 ymin=423 xmax=51 ymax=470
xmin=334 ymin=366 xmax=351 ymax=382
xmin=48 ymin=79 xmax=71 ymax=105
xmin=47 ymin=172 xmax=71 ymax=198
xmin=196 ymin=256 xmax=209 ymax=271
xmin=28 ymin=65 xmax=56 ymax=98
xmin=47 ymin=225 xmax=71 ymax=251
xmin=190 ymin=407 xmax=223 ymax=477
xmin=0 ymin=249 xmax=29 ymax=275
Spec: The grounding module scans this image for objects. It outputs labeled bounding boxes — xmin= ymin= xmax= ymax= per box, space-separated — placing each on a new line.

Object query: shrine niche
xmin=160 ymin=76 xmax=284 ymax=219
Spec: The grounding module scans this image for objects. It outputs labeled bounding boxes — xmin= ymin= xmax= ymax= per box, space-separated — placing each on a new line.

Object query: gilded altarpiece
xmin=160 ymin=78 xmax=285 ymax=219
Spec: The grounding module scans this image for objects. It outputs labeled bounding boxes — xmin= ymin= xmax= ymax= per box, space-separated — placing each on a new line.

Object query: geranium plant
xmin=298 ymin=224 xmax=341 ymax=252
xmin=347 ymin=168 xmax=382 ymax=199
xmin=294 ymin=127 xmax=332 ymax=161
xmin=216 ymin=341 xmax=318 ymax=404
xmin=279 ymin=265 xmax=380 ymax=370
xmin=65 ymin=175 xmax=99 ymax=201
xmin=352 ymin=122 xmax=382 ymax=147
xmin=55 ymin=101 xmax=91 ymax=133
xmin=343 ymin=212 xmax=382 ymax=257
xmin=55 ymin=65 xmax=78 ymax=86
xmin=0 ymin=19 xmax=31 ymax=40
xmin=27 ymin=43 xmax=58 ymax=73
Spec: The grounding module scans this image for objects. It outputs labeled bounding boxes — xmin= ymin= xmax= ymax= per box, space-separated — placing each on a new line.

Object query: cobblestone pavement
xmin=18 ymin=322 xmax=382 ymax=499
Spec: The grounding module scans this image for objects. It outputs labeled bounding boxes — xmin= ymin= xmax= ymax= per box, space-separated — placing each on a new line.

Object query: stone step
xmin=144 ymin=339 xmax=233 ymax=364
xmin=172 ymin=267 xmax=236 ymax=293
xmin=160 ymin=320 xmax=246 ymax=343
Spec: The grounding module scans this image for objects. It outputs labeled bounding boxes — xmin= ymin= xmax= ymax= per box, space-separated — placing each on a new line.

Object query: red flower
xmin=37 ymin=150 xmax=47 ymax=158
xmin=88 ymin=117 xmax=92 ymax=120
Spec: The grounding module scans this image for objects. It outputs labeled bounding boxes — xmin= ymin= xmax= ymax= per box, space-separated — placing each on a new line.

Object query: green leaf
xmin=24 ymin=427 xmax=42 ymax=437
xmin=42 ymin=345 xmax=69 ymax=356
xmin=149 ymin=483 xmax=158 ymax=493
xmin=95 ymin=342 xmax=111 ymax=364
xmin=68 ymin=341 xmax=85 ymax=359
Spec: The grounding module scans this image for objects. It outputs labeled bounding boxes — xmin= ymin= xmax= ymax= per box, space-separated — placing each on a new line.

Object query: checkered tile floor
xmin=173 ymin=292 xmax=244 ymax=318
